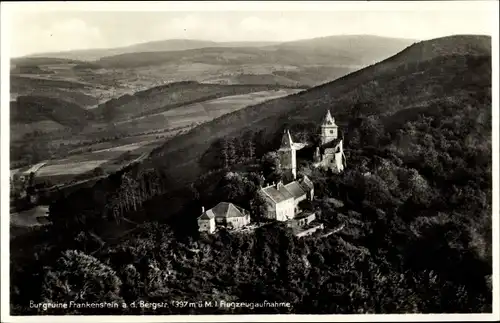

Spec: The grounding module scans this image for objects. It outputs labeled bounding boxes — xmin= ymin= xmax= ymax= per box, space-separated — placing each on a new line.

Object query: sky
xmin=4 ymin=1 xmax=497 ymax=57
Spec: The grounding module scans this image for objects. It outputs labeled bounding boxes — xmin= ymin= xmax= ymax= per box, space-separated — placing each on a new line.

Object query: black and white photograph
xmin=1 ymin=1 xmax=499 ymax=321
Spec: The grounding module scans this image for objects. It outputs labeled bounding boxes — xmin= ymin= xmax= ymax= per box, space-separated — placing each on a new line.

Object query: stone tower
xmin=320 ymin=110 xmax=338 ymax=145
xmin=278 ymin=129 xmax=297 ymax=180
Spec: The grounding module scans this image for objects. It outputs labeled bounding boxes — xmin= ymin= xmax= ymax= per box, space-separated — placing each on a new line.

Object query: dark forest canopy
xmin=10 ymin=35 xmax=493 ymax=315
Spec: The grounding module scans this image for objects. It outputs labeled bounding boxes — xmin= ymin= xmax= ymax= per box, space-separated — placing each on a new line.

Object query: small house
xmin=197 ymin=207 xmax=216 ymax=233
xmin=211 ymin=202 xmax=251 ymax=230
xmin=198 ymin=202 xmax=251 ymax=232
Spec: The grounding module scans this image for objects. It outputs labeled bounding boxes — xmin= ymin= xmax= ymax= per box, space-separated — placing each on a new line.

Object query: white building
xmin=212 ymin=202 xmax=251 ymax=229
xmin=197 ymin=206 xmax=216 ymax=233
xmin=284 ymin=181 xmax=307 ymax=213
xmin=198 ymin=202 xmax=251 ymax=233
xmin=260 ymin=182 xmax=295 ymax=221
xmin=260 ymin=176 xmax=315 ymax=221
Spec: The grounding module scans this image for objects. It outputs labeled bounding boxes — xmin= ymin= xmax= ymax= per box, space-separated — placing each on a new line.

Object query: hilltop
xmin=272 ymin=35 xmax=418 ymax=65
xmin=16 ymin=34 xmax=493 ymax=315
xmin=19 ymin=39 xmax=282 ymax=61
xmin=94 ymin=35 xmax=416 ymax=69
xmin=147 ymin=35 xmax=491 ymax=184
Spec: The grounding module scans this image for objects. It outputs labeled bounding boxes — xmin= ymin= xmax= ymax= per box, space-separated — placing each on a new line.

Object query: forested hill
xmin=13 ymin=34 xmax=492 ymax=315
xmin=147 ymin=35 xmax=491 ymax=184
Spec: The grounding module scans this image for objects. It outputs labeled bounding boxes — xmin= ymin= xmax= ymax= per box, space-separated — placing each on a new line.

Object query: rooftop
xmin=279 ymin=130 xmax=294 ymax=149
xmin=262 ymin=184 xmax=294 ymax=204
xmin=321 ymin=110 xmax=337 ymax=126
xmin=284 ymin=181 xmax=306 ymax=199
xmin=300 ymin=175 xmax=314 ymax=191
xmin=199 ymin=202 xmax=248 ymax=220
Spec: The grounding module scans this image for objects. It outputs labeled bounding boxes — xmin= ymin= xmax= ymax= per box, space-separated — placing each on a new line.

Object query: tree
xmin=249 ymin=192 xmax=267 ymax=223
xmin=93 ymin=167 xmax=105 ymax=177
xmin=359 ymin=115 xmax=385 ymax=147
xmin=41 ymin=250 xmax=123 ymax=312
xmin=298 ymin=199 xmax=314 ymax=212
xmin=27 ymin=172 xmax=35 ymax=188
xmin=261 ymin=151 xmax=282 ymax=183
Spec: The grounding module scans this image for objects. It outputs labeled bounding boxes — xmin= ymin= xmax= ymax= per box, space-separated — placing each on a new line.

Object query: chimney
xmin=202 ymin=206 xmax=205 ymax=213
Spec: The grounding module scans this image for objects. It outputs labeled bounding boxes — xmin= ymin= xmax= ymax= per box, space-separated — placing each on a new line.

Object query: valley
xmin=10 ymin=35 xmax=414 ymax=187
xmin=11 ymin=86 xmax=302 ymax=186
xmin=7 ymin=29 xmax=494 ymax=316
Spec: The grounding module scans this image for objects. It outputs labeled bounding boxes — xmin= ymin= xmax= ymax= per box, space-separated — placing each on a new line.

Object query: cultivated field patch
xmin=37 ymin=160 xmax=108 ymax=176
xmin=115 ymin=88 xmax=302 ymax=133
xmin=10 ymin=120 xmax=69 ymax=141
xmin=91 ymin=141 xmax=151 ymax=153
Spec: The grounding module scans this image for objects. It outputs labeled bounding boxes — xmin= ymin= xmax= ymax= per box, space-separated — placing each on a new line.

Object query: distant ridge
xmin=18 ymin=39 xmax=282 ymax=61
xmin=16 ymin=35 xmax=415 ymax=62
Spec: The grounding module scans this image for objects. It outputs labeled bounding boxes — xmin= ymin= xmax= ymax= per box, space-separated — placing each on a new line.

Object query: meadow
xmin=26 ymin=88 xmax=301 ymax=183
xmin=115 ymin=89 xmax=303 ymax=131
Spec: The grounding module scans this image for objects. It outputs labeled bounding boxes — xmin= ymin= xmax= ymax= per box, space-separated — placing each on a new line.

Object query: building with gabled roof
xmin=284 ymin=181 xmax=307 ymax=213
xmin=198 ymin=202 xmax=251 ymax=233
xmin=260 ymin=181 xmax=295 ymax=221
xmin=260 ymin=175 xmax=315 ymax=221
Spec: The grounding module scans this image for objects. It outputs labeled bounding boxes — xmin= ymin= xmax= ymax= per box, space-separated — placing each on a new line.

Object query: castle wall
xmin=226 ymin=215 xmax=251 ymax=229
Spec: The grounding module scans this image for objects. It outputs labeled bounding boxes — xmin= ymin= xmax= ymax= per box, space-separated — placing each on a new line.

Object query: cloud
xmin=11 ymin=17 xmax=106 ymax=56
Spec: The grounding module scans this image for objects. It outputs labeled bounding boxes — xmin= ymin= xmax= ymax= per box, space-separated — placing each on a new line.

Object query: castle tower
xmin=278 ymin=129 xmax=297 ymax=180
xmin=320 ymin=110 xmax=338 ymax=145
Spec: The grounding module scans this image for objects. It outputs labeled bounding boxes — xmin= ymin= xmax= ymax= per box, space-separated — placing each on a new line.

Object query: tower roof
xmin=322 ymin=110 xmax=336 ymax=126
xmin=280 ymin=129 xmax=294 ymax=148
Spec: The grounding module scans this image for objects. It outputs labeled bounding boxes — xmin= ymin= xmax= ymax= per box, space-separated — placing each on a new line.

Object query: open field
xmin=36 ymin=160 xmax=109 ymax=177
xmin=115 ymin=88 xmax=303 ymax=131
xmin=10 ymin=120 xmax=69 ymax=141
xmin=91 ymin=141 xmax=152 ymax=153
xmin=12 ymin=87 xmax=302 ymax=185
xmin=33 ymin=135 xmax=166 ymax=181
xmin=28 ymin=87 xmax=297 ymax=181
xmin=10 ymin=206 xmax=49 ymax=228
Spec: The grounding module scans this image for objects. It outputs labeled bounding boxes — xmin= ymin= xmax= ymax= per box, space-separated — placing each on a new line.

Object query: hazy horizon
xmin=15 ymin=34 xmax=425 ymax=58
xmin=5 ymin=2 xmax=496 ymax=57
